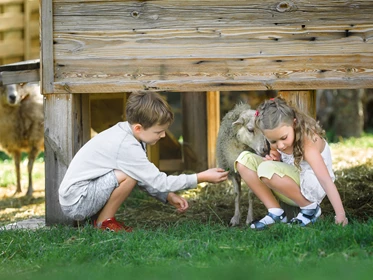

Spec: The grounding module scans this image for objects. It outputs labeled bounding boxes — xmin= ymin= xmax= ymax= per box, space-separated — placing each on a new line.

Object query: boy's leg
xmin=96 ymin=170 xmax=137 ymax=225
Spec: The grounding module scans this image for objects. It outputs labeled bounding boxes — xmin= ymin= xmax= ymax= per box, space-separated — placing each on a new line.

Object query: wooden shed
xmin=36 ymin=0 xmax=373 ymax=225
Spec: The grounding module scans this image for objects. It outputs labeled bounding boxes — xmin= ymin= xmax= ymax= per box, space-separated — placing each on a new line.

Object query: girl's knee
xmin=260 ymin=176 xmax=271 ymax=185
xmin=236 ymin=162 xmax=245 ymax=173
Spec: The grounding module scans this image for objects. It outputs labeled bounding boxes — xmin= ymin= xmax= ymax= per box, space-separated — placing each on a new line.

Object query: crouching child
xmin=59 ymin=92 xmax=229 ymax=232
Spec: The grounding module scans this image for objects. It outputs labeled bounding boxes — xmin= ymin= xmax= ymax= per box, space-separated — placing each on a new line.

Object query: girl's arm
xmin=303 ymin=137 xmax=348 ymax=226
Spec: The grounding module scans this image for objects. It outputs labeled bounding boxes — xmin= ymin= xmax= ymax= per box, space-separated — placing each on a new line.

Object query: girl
xmin=235 ymin=97 xmax=348 ymax=230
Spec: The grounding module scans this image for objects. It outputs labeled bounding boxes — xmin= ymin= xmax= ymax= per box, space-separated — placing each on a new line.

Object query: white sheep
xmin=0 ymin=82 xmax=44 ymax=196
xmin=216 ymin=103 xmax=269 ymax=226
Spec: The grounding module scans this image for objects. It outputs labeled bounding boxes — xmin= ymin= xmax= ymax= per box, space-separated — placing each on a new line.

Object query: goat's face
xmin=0 ymin=84 xmax=22 ymax=106
xmin=233 ymin=109 xmax=269 ymax=156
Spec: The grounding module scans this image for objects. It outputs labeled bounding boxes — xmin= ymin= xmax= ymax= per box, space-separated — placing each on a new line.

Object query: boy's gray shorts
xmin=60 ymin=170 xmax=119 ymax=221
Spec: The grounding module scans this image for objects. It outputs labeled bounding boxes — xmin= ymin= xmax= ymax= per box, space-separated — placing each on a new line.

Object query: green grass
xmin=330 ymin=133 xmax=373 ymax=148
xmin=1 ymin=134 xmax=373 ymax=279
xmin=1 ymin=219 xmax=373 ymax=279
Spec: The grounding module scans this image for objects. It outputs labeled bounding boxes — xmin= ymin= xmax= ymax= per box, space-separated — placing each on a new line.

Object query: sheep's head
xmin=232 ymin=109 xmax=269 ymax=157
xmin=0 ymin=84 xmax=22 ymax=106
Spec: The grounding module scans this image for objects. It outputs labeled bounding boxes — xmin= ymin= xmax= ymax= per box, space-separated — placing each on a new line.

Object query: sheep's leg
xmin=229 ymin=174 xmax=241 ymax=226
xmin=13 ymin=151 xmax=22 ymax=194
xmin=246 ymin=190 xmax=254 ymax=225
xmin=26 ymin=147 xmax=38 ymax=196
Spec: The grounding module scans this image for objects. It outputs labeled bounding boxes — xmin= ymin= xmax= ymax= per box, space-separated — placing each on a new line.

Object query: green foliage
xmin=330 ymin=133 xmax=373 ymax=148
xmin=0 ymin=151 xmax=44 ymax=162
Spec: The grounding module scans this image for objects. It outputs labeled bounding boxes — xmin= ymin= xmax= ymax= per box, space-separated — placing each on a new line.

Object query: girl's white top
xmin=278 ymin=140 xmax=335 ymax=204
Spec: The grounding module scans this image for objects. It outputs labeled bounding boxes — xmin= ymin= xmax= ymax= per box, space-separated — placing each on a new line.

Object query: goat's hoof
xmin=229 ymin=216 xmax=240 ymax=227
xmin=246 ymin=216 xmax=254 ymax=225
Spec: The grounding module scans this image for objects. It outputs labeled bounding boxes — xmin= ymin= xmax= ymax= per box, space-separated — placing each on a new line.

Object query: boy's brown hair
xmin=125 ymin=92 xmax=174 ymax=129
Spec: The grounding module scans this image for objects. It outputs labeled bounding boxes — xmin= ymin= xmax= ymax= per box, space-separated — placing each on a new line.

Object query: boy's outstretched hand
xmin=197 ymin=168 xmax=229 ymax=184
xmin=167 ymin=192 xmax=189 ymax=213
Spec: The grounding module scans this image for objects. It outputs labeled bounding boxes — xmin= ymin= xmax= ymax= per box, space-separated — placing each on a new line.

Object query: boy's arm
xmin=196 ymin=168 xmax=229 ymax=184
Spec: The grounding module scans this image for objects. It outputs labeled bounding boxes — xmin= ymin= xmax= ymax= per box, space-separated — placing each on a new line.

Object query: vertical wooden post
xmin=44 ymin=94 xmax=90 ymax=225
xmin=24 ymin=0 xmax=31 ymax=60
xmin=278 ymin=90 xmax=316 ymax=118
xmin=206 ymin=91 xmax=220 ymax=168
xmin=40 ymin=0 xmax=54 ymax=94
xmin=182 ymin=92 xmax=207 ymax=172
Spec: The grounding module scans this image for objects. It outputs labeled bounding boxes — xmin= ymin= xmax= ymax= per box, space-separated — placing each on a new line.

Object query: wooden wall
xmin=42 ymin=0 xmax=373 ymax=95
xmin=0 ymin=0 xmax=39 ymax=65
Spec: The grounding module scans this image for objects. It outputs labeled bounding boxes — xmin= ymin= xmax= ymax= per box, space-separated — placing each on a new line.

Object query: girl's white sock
xmin=301 ymin=202 xmax=317 ymax=210
xmin=250 ymin=208 xmax=285 ymax=228
xmin=295 ymin=202 xmax=321 ymax=225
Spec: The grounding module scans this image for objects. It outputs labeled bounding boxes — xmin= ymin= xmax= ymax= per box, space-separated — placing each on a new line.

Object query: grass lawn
xmin=0 ymin=134 xmax=373 ymax=279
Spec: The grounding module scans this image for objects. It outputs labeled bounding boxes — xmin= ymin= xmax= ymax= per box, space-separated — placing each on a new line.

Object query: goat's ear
xmin=232 ymin=117 xmax=243 ymax=126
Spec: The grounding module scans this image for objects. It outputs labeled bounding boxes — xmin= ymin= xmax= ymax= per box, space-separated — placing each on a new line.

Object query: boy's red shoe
xmin=94 ymin=217 xmax=133 ymax=232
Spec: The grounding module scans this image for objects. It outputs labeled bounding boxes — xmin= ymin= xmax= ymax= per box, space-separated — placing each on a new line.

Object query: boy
xmin=59 ymin=92 xmax=229 ymax=232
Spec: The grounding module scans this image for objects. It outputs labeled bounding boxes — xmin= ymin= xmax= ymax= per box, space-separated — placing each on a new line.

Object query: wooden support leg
xmin=44 ymin=93 xmax=90 ymax=225
xmin=207 ymin=91 xmax=220 ymax=168
xmin=181 ymin=92 xmax=207 ymax=172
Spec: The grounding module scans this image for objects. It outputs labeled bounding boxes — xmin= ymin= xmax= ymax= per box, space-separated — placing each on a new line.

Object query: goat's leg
xmin=246 ymin=190 xmax=254 ymax=225
xmin=26 ymin=147 xmax=38 ymax=196
xmin=13 ymin=151 xmax=22 ymax=194
xmin=229 ymin=175 xmax=241 ymax=226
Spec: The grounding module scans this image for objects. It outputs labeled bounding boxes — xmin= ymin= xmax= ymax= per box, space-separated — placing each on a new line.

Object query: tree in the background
xmin=317 ymin=89 xmax=366 ymax=142
xmin=333 ymin=89 xmax=365 ymax=140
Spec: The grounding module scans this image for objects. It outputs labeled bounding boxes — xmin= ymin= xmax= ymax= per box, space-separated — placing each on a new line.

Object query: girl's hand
xmin=167 ymin=192 xmax=189 ymax=213
xmin=335 ymin=213 xmax=348 ymax=226
xmin=263 ymin=150 xmax=281 ymax=161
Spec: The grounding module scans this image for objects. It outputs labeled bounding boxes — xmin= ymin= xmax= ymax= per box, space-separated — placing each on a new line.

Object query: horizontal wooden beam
xmin=46 ymin=0 xmax=373 ymax=92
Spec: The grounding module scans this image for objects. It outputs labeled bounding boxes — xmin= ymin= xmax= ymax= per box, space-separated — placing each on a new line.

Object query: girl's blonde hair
xmin=255 ymin=97 xmax=325 ymax=168
xmin=126 ymin=92 xmax=174 ymax=129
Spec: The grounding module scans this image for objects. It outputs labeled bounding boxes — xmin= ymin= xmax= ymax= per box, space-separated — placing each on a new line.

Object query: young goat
xmin=216 ymin=103 xmax=269 ymax=226
xmin=0 ymin=82 xmax=44 ymax=196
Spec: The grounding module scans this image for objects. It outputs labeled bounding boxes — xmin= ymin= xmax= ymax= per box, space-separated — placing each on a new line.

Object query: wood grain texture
xmin=45 ymin=0 xmax=373 ymax=92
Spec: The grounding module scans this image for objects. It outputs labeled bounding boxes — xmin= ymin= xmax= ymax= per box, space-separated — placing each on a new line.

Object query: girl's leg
xmin=96 ymin=170 xmax=137 ymax=224
xmin=259 ymin=164 xmax=321 ymax=226
xmin=237 ymin=162 xmax=287 ymax=229
xmin=236 ymin=162 xmax=280 ymax=209
xmin=261 ymin=174 xmax=311 ymax=207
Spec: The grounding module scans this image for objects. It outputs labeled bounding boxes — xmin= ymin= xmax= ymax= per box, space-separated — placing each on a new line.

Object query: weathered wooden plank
xmin=47 ymin=0 xmax=373 ymax=92
xmin=53 ymin=1 xmax=373 ymax=27
xmin=0 ymin=69 xmax=39 ymax=85
xmin=40 ymin=0 xmax=54 ymax=94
